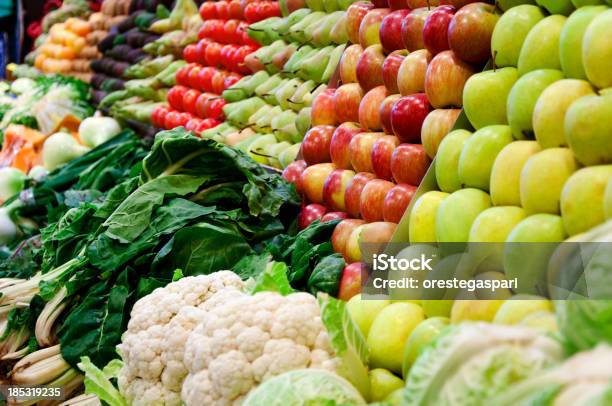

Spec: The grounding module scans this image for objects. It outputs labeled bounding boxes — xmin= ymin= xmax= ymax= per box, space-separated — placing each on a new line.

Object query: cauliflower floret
xmin=181 ymin=291 xmax=339 ymax=406
xmin=117 ymin=271 xmax=244 ymax=406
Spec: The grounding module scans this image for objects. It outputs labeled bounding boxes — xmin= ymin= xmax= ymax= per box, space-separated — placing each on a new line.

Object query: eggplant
xmin=98 ymin=34 xmax=116 ymax=53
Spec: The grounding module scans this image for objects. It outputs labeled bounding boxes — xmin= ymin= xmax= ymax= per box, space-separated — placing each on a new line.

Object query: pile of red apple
xmin=151 ymin=0 xmax=281 ymax=132
xmin=283 ymin=0 xmax=498 ymax=271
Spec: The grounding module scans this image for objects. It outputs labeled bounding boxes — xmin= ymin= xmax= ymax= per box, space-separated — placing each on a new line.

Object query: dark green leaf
xmin=307 ymin=254 xmax=345 ymax=296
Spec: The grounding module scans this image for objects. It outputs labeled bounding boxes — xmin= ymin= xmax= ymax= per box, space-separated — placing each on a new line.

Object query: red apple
xmin=397 ymin=49 xmax=433 ymax=96
xmin=334 ymin=84 xmax=364 ymax=123
xmin=382 ymin=50 xmax=407 ymax=94
xmin=359 ymin=86 xmax=389 ymax=131
xmin=379 ymin=9 xmax=409 ymax=54
xmin=282 ymin=159 xmax=307 ymax=194
xmin=359 ymin=8 xmax=391 ymax=49
xmin=339 ymin=44 xmax=363 ymax=84
xmin=333 ymin=219 xmax=366 ymax=259
xmin=425 ymin=50 xmax=476 ymax=108
xmin=380 ymin=94 xmax=401 ymax=135
xmin=388 ymin=0 xmax=409 ymax=10
xmin=371 ymin=135 xmax=400 ymax=180
xmin=356 ymin=44 xmax=385 ymax=92
xmin=298 ymin=203 xmax=327 ymax=229
xmin=300 ymin=163 xmax=336 ymax=203
xmin=349 ymin=132 xmax=384 ymax=173
xmin=347 ymin=2 xmax=375 ymax=45
xmin=322 ymin=211 xmax=349 ymax=222
xmin=390 ymin=94 xmax=432 ymax=143
xmin=407 ymin=0 xmax=440 ymax=6
xmin=302 ymin=125 xmax=335 ymax=165
xmin=401 ymin=7 xmax=433 ymax=52
xmin=422 ymin=5 xmax=456 ymax=55
xmin=440 ymin=0 xmax=484 ymax=6
xmin=383 ymin=183 xmax=417 ymax=223
xmin=390 ymin=143 xmax=432 ymax=185
xmin=360 ymin=179 xmax=395 ymax=222
xmin=345 ymin=172 xmax=377 ymax=218
xmin=448 ymin=2 xmax=499 ymax=65
xmin=311 ymin=89 xmax=336 ymax=126
xmin=323 ymin=169 xmax=357 ymax=211
xmin=338 ymin=262 xmax=364 ymax=301
xmin=345 ymin=222 xmax=397 ymax=262
xmin=330 ymin=122 xmax=361 ymax=170
xmin=421 ymin=108 xmax=461 ymax=158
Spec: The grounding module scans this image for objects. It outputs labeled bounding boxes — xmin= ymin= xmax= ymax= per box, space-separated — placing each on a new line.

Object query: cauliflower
xmin=181 ymin=291 xmax=339 ymax=406
xmin=117 ymin=271 xmax=244 ymax=406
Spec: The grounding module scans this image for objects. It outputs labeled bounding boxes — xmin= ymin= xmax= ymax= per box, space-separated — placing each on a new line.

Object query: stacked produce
xmin=97 ymin=0 xmax=200 ymax=125
xmin=196 ymin=1 xmax=351 ymax=169
xmin=151 ymin=0 xmax=280 ymax=133
xmin=406 ymin=2 xmax=612 ymax=298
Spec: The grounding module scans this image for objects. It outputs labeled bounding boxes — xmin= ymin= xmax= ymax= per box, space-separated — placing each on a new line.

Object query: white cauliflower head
xmin=117 ymin=271 xmax=244 ymax=406
xmin=181 ymin=291 xmax=339 ymax=406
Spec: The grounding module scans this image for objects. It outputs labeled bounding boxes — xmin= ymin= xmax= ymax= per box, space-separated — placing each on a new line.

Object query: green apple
xmin=507 ymin=69 xmax=564 ymax=140
xmin=346 ymin=294 xmax=390 ymax=338
xmin=463 ymin=68 xmax=518 ymax=129
xmin=583 ymin=9 xmax=612 ymax=89
xmin=421 ymin=299 xmax=453 ymax=318
xmin=517 ymin=15 xmax=567 ymax=76
xmin=458 ymin=125 xmax=514 ymax=191
xmin=606 ymin=177 xmax=612 ymax=220
xmin=388 ymin=245 xmax=440 ymax=302
xmin=469 ymin=206 xmax=527 ymax=243
xmin=520 ymin=148 xmax=578 ymax=215
xmin=504 ymin=214 xmax=567 ymax=295
xmin=490 ymin=141 xmax=542 ymax=207
xmin=409 ymin=191 xmax=449 ymax=244
xmin=493 ymin=294 xmax=553 ymax=324
xmin=561 ymin=165 xmax=612 ymax=236
xmin=560 ymin=6 xmax=608 ymax=80
xmin=368 ymin=369 xmax=404 ymax=402
xmin=475 ymin=271 xmax=514 ymax=299
xmin=450 ymin=299 xmax=504 ymax=324
xmin=520 ymin=311 xmax=558 ymax=334
xmin=436 ymin=188 xmax=492 ymax=243
xmin=565 ymin=93 xmax=612 ymax=166
xmin=491 ymin=5 xmax=545 ymax=68
xmin=572 ymin=0 xmax=605 ymax=5
xmin=497 ymin=0 xmax=536 ymax=11
xmin=402 ymin=317 xmax=449 ymax=378
xmin=435 ymin=129 xmax=472 ymax=193
xmin=533 ymin=79 xmax=595 ymax=148
xmin=367 ymin=302 xmax=425 ymax=374
xmin=536 ymin=0 xmax=575 ymax=15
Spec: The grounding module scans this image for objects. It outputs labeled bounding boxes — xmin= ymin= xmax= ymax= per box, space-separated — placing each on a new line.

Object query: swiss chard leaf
xmin=248 ymin=262 xmax=293 ymax=295
xmin=307 ymin=254 xmax=345 ymax=296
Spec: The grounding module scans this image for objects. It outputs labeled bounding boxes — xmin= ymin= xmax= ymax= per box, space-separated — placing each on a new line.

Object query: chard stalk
xmin=11 ymin=345 xmax=70 ymax=385
xmin=35 ymin=287 xmax=68 ymax=347
xmin=0 ymin=315 xmax=30 ymax=359
xmin=58 ymin=394 xmax=101 ymax=406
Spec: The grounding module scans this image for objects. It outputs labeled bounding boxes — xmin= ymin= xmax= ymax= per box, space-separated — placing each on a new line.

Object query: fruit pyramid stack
xmin=282 ymin=1 xmax=501 ymax=266
xmin=408 ymin=1 xmax=612 ymax=296
xmin=204 ymin=0 xmax=352 ymax=169
xmin=152 ymin=0 xmax=281 ymax=133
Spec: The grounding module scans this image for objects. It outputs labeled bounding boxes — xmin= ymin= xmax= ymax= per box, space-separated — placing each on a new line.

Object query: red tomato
xmin=195 ymin=39 xmax=211 ymax=64
xmin=151 ymin=105 xmax=169 ymax=128
xmin=233 ymin=46 xmax=255 ymax=74
xmin=183 ymin=44 xmax=198 ymax=63
xmin=199 ymin=1 xmax=217 ymax=20
xmin=185 ymin=117 xmax=204 ymax=132
xmin=205 ymin=42 xmax=223 ymax=67
xmin=164 ymin=110 xmax=183 ymax=129
xmin=196 ymin=66 xmax=216 ymax=92
xmin=167 ymin=86 xmax=188 ymax=111
xmin=216 ymin=1 xmax=230 ymax=20
xmin=223 ymin=20 xmax=240 ymax=44
xmin=198 ymin=118 xmax=221 ymax=132
xmin=182 ymin=89 xmax=201 ymax=115
xmin=195 ymin=92 xmax=213 ymax=118
xmin=211 ymin=70 xmax=228 ymax=94
xmin=187 ymin=66 xmax=202 ymax=90
xmin=175 ymin=65 xmax=191 ymax=87
xmin=223 ymin=74 xmax=241 ymax=90
xmin=228 ymin=0 xmax=243 ymax=19
xmin=206 ymin=98 xmax=226 ymax=120
xmin=220 ymin=44 xmax=236 ymax=70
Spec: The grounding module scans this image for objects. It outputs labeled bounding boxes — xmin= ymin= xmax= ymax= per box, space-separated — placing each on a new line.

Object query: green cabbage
xmin=556 ymin=300 xmax=612 ymax=353
xmin=403 ymin=323 xmax=563 ymax=406
xmin=490 ymin=345 xmax=612 ymax=406
xmin=243 ymin=369 xmax=366 ymax=406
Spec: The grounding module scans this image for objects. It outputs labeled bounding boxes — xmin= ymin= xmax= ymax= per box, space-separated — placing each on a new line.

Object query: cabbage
xmin=403 ymin=323 xmax=563 ymax=406
xmin=556 ymin=300 xmax=612 ymax=353
xmin=243 ymin=369 xmax=366 ymax=406
xmin=491 ymin=345 xmax=612 ymax=406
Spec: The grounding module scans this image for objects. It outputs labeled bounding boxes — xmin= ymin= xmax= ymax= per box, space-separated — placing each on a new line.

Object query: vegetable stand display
xmin=2 ymin=0 xmax=612 ymax=405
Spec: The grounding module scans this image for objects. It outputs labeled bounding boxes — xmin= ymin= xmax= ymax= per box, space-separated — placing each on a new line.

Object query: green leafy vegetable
xmin=78 ymin=356 xmax=127 ymax=406
xmin=307 ymin=254 xmax=345 ymax=296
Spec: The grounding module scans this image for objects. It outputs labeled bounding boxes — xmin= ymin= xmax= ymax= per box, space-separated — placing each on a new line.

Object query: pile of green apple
xmin=345 ymin=292 xmax=556 ymax=404
xmin=210 ymin=0 xmax=354 ymax=169
xmin=409 ymin=1 xmax=612 ymax=295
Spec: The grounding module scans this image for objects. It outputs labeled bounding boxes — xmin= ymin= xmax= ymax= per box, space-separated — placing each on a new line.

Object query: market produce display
xmin=0 ymin=0 xmax=612 ymax=405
